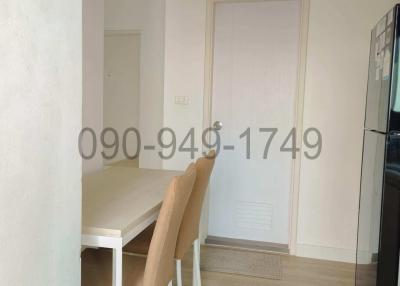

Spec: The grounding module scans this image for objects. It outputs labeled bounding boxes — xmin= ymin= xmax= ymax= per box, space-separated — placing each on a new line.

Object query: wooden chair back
xmin=175 ymin=151 xmax=216 ymax=259
xmin=143 ymin=163 xmax=197 ymax=286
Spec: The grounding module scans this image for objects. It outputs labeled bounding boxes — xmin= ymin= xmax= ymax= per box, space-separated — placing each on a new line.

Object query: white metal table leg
xmin=193 ymin=239 xmax=201 ymax=286
xmin=113 ymin=247 xmax=123 ymax=286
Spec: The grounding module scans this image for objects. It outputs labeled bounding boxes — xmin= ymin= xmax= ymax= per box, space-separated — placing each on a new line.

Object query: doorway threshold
xmin=205 ymin=236 xmax=289 ymax=255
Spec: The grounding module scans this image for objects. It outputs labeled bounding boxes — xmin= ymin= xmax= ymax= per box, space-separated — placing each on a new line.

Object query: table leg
xmin=113 ymin=247 xmax=123 ymax=286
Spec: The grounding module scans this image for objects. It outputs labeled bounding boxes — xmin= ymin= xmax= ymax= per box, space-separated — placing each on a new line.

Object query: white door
xmin=104 ymin=33 xmax=140 ymax=164
xmin=208 ymin=0 xmax=300 ymax=245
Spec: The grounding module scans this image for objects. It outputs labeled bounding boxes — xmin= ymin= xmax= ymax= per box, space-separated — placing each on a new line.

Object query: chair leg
xmin=197 ymin=239 xmax=202 ymax=286
xmin=176 ymin=259 xmax=183 ymax=286
xmin=193 ymin=239 xmax=202 ymax=286
xmin=197 ymin=238 xmax=201 ymax=265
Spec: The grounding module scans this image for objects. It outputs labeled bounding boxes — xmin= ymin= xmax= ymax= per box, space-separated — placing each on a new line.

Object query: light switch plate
xmin=174 ymin=96 xmax=189 ymax=105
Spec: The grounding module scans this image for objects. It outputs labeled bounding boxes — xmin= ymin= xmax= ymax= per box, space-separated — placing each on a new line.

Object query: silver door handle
xmin=213 ymin=121 xmax=223 ymax=131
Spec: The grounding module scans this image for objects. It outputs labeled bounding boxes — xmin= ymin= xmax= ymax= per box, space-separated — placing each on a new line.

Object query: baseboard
xmin=205 ymin=235 xmax=289 ymax=254
xmin=296 ymin=244 xmax=356 ymax=263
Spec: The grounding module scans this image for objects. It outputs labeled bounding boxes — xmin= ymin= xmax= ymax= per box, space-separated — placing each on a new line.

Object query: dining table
xmin=82 ymin=166 xmax=182 ymax=286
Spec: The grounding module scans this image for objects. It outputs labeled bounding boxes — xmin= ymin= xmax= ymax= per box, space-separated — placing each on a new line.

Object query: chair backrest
xmin=143 ymin=163 xmax=196 ymax=286
xmin=175 ymin=150 xmax=216 ymax=259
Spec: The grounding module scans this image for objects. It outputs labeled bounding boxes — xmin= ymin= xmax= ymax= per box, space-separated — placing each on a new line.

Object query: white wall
xmin=105 ymin=0 xmax=204 ymax=171
xmin=105 ymin=0 xmax=165 ymax=169
xmin=83 ymin=0 xmax=104 ymax=174
xmin=162 ymin=0 xmax=207 ymax=171
xmin=100 ymin=0 xmax=400 ymax=263
xmin=162 ymin=0 xmax=208 ymax=241
xmin=296 ymin=0 xmax=398 ymax=263
xmin=0 ymin=1 xmax=82 ymax=285
xmin=160 ymin=0 xmax=400 ymax=263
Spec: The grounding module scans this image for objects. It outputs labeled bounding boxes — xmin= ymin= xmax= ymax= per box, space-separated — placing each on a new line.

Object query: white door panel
xmin=208 ymin=1 xmax=300 ymax=244
xmin=104 ymin=34 xmax=140 ymax=164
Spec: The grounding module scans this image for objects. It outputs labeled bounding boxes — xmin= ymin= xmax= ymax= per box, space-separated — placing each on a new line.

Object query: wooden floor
xmin=82 ymin=247 xmax=355 ymax=286
xmin=180 ymin=249 xmax=355 ymax=286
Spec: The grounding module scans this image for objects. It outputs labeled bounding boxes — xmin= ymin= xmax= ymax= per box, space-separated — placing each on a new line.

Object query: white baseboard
xmin=296 ymin=244 xmax=356 ymax=263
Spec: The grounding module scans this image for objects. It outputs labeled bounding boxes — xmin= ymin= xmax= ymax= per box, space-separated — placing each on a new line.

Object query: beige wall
xmin=0 ymin=1 xmax=82 ymax=284
xmin=83 ymin=0 xmax=104 ymax=174
xmin=296 ymin=0 xmax=398 ymax=262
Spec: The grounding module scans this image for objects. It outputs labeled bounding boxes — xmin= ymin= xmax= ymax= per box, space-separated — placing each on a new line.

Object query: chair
xmin=124 ymin=151 xmax=216 ymax=286
xmin=82 ymin=163 xmax=197 ymax=286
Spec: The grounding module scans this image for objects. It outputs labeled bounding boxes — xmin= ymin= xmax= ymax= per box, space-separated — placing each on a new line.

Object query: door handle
xmin=213 ymin=121 xmax=223 ymax=131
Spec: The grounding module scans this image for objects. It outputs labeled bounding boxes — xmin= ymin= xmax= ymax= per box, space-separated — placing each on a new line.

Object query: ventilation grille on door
xmin=235 ymin=201 xmax=273 ymax=231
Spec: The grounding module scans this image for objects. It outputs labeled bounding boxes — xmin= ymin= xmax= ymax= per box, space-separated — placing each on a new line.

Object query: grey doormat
xmin=200 ymin=245 xmax=283 ymax=280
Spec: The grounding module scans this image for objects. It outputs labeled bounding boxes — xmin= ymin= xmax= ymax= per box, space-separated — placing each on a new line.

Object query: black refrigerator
xmin=356 ymin=4 xmax=400 ymax=286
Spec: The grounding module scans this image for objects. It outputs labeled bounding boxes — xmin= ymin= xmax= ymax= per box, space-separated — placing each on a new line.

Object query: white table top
xmin=82 ymin=167 xmax=182 ymax=238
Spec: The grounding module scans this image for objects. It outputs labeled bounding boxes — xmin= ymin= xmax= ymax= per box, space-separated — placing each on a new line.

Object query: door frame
xmin=202 ymin=0 xmax=311 ymax=255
